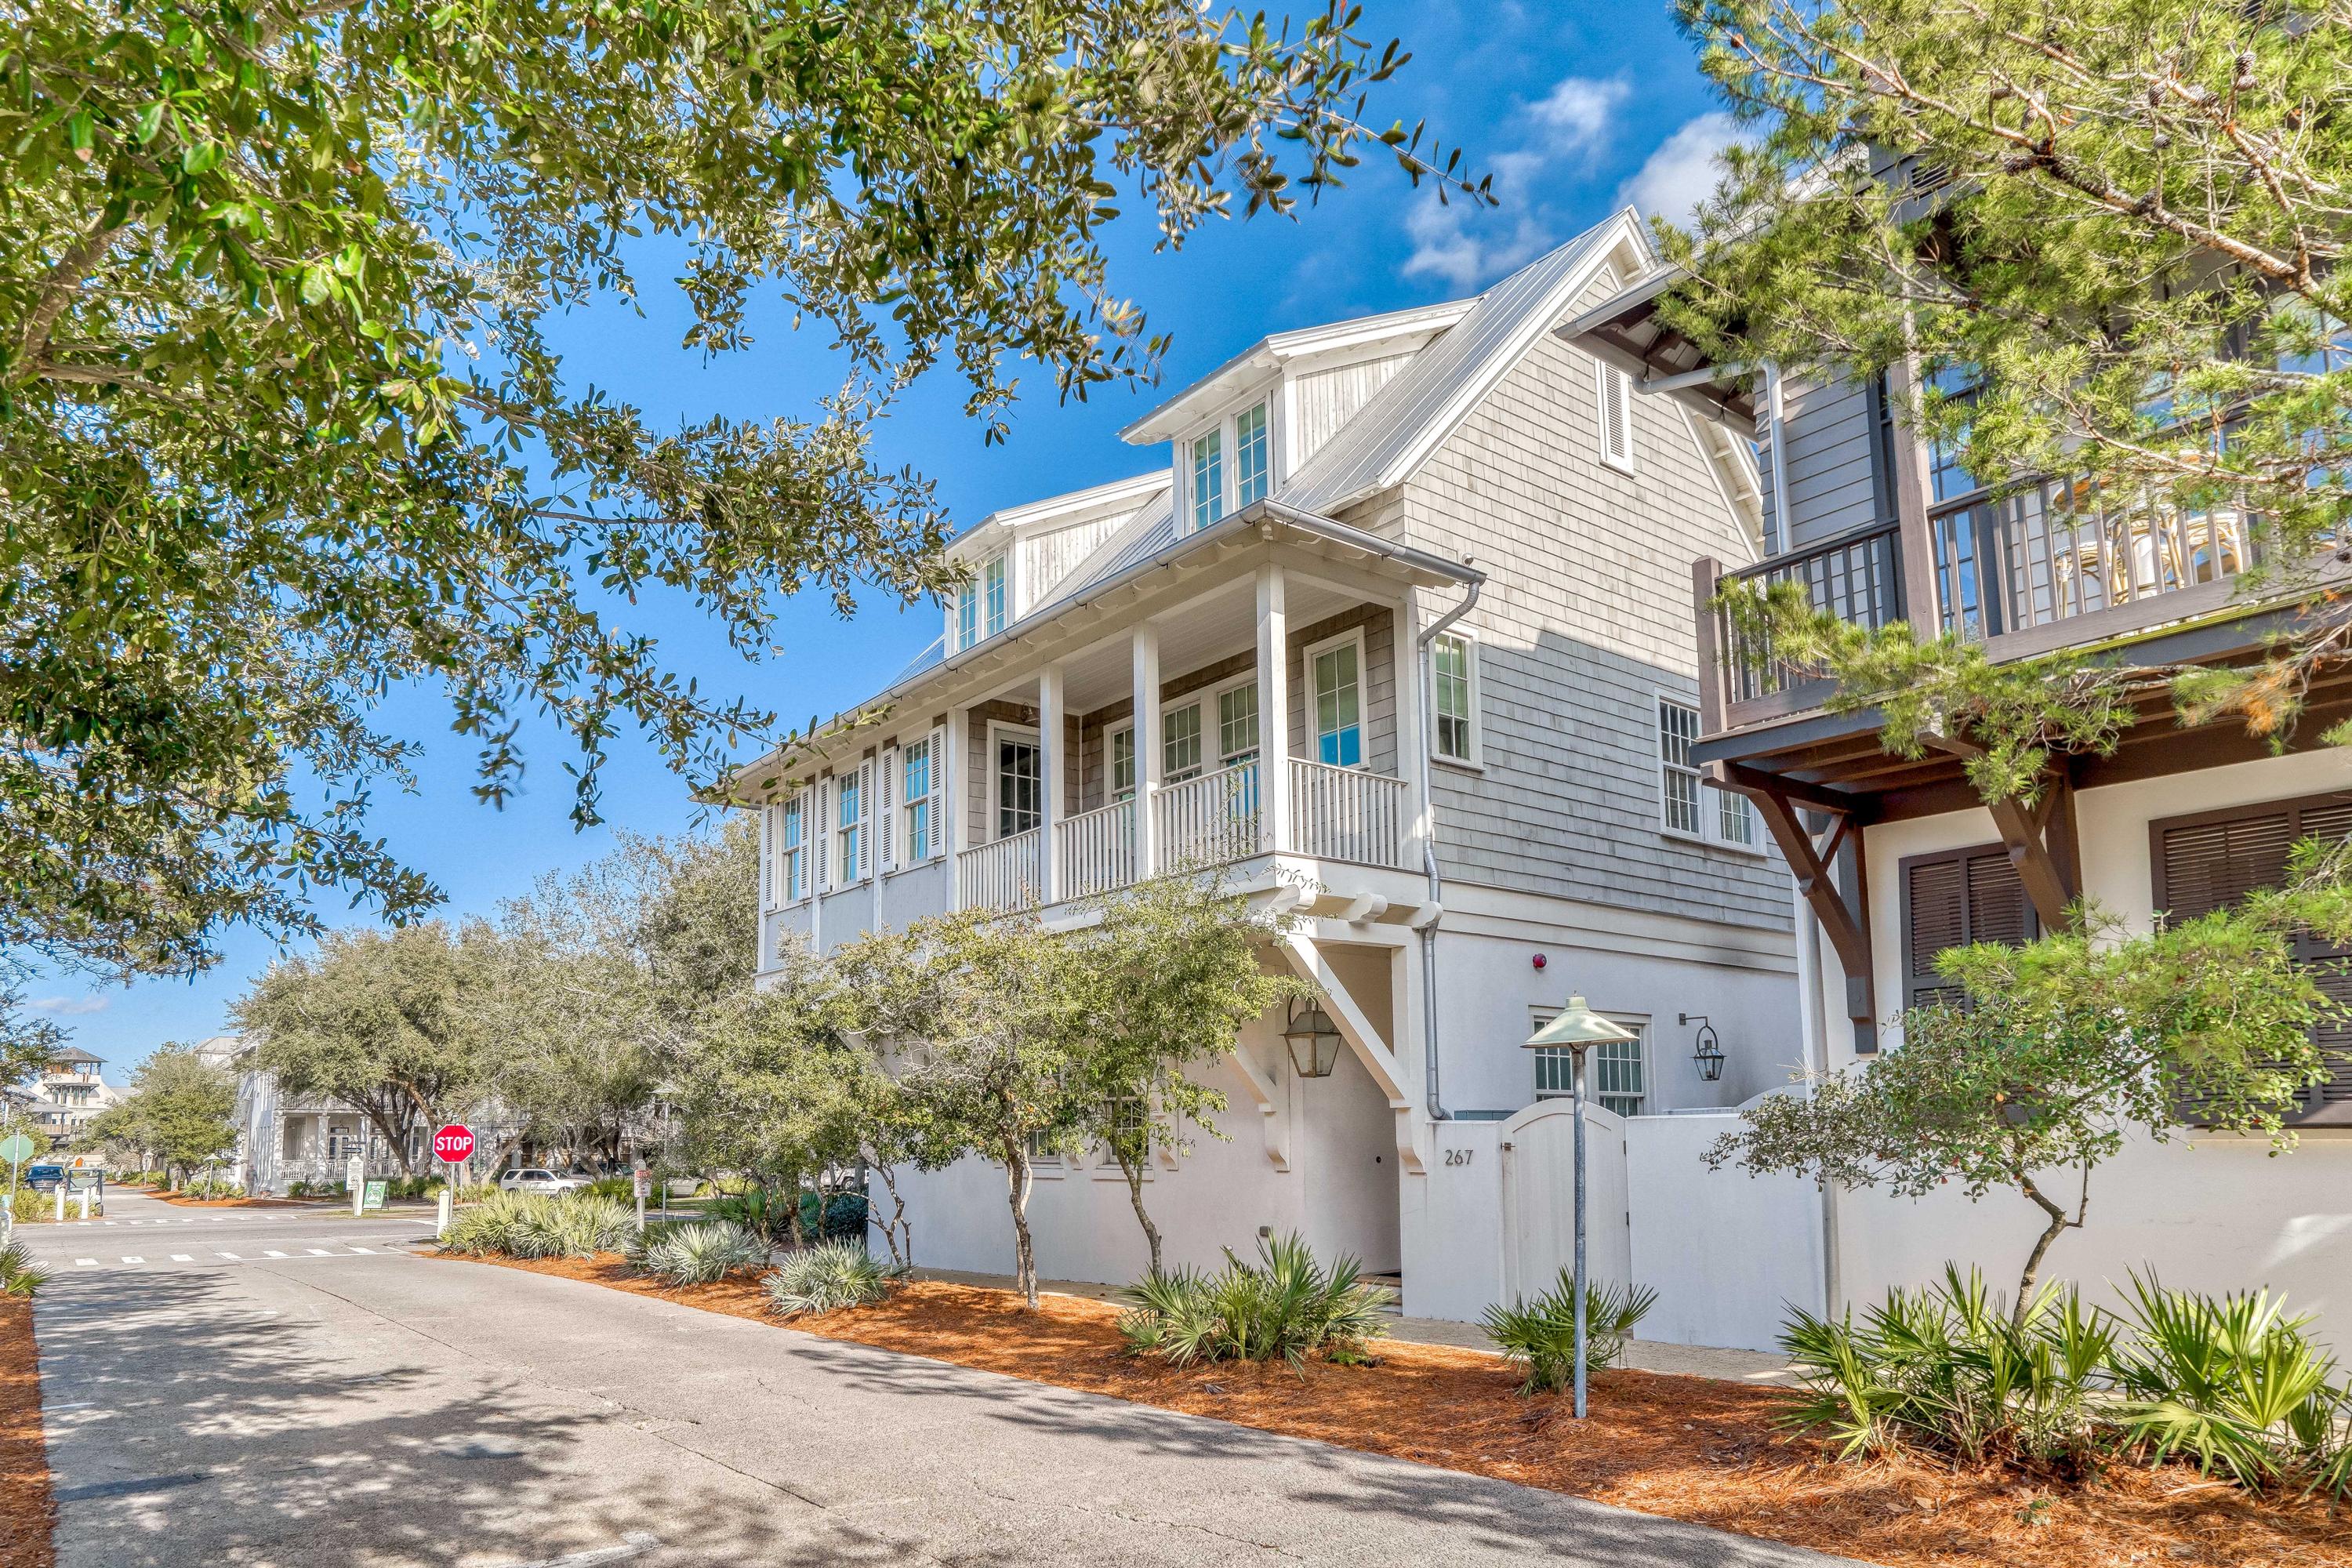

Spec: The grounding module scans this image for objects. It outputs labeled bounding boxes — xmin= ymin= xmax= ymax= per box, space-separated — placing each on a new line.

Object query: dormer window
xmin=1183 ymin=400 xmax=1271 ymax=534
xmin=950 ymin=554 xmax=1011 ymax=652
xmin=983 ymin=555 xmax=1007 ymax=636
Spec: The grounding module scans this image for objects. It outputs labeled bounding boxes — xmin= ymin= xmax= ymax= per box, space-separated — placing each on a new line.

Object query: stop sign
xmin=432 ymin=1123 xmax=475 ymax=1163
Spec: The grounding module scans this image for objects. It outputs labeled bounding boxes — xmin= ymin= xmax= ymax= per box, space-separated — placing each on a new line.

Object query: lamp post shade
xmin=1282 ymin=999 xmax=1345 ymax=1078
xmin=1523 ymin=995 xmax=1639 ymax=1053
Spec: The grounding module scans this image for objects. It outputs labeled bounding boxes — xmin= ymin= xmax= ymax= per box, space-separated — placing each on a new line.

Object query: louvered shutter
xmin=1902 ymin=844 xmax=2036 ymax=1009
xmin=1599 ymin=363 xmax=1633 ymax=468
xmin=815 ymin=776 xmax=834 ymax=891
xmin=928 ymin=724 xmax=949 ymax=860
xmin=2157 ymin=793 xmax=2352 ymax=1121
xmin=856 ymin=760 xmax=874 ymax=878
xmin=758 ymin=801 xmax=775 ymax=909
xmin=878 ymin=746 xmax=898 ymax=873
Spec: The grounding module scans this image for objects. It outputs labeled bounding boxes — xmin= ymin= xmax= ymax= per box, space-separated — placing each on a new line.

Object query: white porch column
xmin=1392 ymin=586 xmax=1430 ymax=869
xmin=1039 ymin=663 xmax=1065 ymax=903
xmin=945 ymin=705 xmax=967 ymax=908
xmin=1132 ymin=624 xmax=1162 ymax=877
xmin=1255 ymin=563 xmax=1291 ymax=855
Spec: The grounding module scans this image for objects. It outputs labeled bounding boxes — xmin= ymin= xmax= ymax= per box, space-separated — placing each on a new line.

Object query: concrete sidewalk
xmin=917 ymin=1268 xmax=1802 ymax=1386
xmin=36 ymin=1245 xmax=1855 ymax=1566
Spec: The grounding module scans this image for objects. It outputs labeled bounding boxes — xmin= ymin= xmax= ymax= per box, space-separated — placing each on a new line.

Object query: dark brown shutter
xmin=1902 ymin=844 xmax=2036 ymax=1008
xmin=2153 ymin=791 xmax=2352 ymax=1122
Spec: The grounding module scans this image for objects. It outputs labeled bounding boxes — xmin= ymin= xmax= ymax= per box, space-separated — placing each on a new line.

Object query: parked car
xmin=497 ymin=1167 xmax=590 ymax=1196
xmin=23 ymin=1164 xmax=65 ymax=1193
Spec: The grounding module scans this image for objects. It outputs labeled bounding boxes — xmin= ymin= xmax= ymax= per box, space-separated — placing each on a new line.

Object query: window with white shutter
xmin=815 ymin=777 xmax=834 ymax=892
xmin=927 ymin=724 xmax=948 ymax=858
xmin=2153 ymin=792 xmax=2352 ymax=1123
xmin=878 ymin=746 xmax=898 ymax=872
xmin=1899 ymin=844 xmax=2036 ymax=1011
xmin=780 ymin=791 xmax=808 ymax=902
xmin=1597 ymin=361 xmax=1634 ymax=472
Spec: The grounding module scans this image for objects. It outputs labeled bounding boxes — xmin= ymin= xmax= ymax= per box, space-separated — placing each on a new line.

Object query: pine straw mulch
xmin=447 ymin=1254 xmax=2352 ymax=1568
xmin=0 ymin=1299 xmax=54 ymax=1568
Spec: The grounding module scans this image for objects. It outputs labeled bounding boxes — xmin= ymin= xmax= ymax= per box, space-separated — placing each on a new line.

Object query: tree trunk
xmin=1004 ymin=1140 xmax=1038 ymax=1308
xmin=870 ymin=1162 xmax=910 ymax=1268
xmin=2011 ymin=1164 xmax=2089 ymax=1328
xmin=782 ymin=1171 xmax=806 ymax=1250
xmin=1117 ymin=1149 xmax=1163 ymax=1277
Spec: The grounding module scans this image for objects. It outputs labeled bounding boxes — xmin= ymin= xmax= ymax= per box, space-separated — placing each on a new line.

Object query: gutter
xmin=1410 ymin=568 xmax=1486 ymax=1123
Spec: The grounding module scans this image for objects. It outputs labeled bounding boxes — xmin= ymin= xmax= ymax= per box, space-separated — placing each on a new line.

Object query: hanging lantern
xmin=1282 ymin=999 xmax=1344 ymax=1078
xmin=1682 ymin=1013 xmax=1726 ymax=1083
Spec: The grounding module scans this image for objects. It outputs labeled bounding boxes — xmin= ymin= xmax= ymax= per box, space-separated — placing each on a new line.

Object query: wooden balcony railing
xmin=1290 ymin=759 xmax=1410 ymax=868
xmin=1055 ymin=798 xmax=1137 ymax=900
xmin=1155 ymin=760 xmax=1261 ymax=872
xmin=957 ymin=827 xmax=1043 ymax=913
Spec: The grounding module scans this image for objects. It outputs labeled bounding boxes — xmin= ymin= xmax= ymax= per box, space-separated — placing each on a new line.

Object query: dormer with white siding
xmin=941 ymin=470 xmax=1171 ymax=654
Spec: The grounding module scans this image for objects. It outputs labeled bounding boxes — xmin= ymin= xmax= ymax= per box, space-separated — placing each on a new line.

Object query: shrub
xmin=585 ymin=1175 xmax=639 ymax=1203
xmin=441 ymin=1192 xmax=634 ymax=1260
xmin=639 ymin=1221 xmax=769 ymax=1286
xmin=764 ymin=1240 xmax=902 ymax=1317
xmin=0 ymin=1242 xmax=51 ymax=1298
xmin=708 ymin=1187 xmax=794 ymax=1245
xmin=801 ymin=1189 xmax=869 ymax=1243
xmin=176 ymin=1178 xmax=245 ymax=1200
xmin=1481 ymin=1275 xmax=1657 ymax=1396
xmin=1117 ymin=1233 xmax=1394 ymax=1370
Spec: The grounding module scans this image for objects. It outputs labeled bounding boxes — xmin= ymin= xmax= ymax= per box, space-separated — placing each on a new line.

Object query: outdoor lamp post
xmin=1524 ymin=994 xmax=1639 ymax=1419
xmin=1282 ymin=999 xmax=1344 ymax=1078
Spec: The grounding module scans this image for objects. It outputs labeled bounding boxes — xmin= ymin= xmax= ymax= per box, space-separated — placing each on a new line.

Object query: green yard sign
xmin=0 ymin=1135 xmax=34 ymax=1166
xmin=361 ymin=1180 xmax=388 ymax=1213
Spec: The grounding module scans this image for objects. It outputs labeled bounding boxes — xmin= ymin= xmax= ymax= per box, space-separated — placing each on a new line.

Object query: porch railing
xmin=958 ymin=827 xmax=1043 ymax=913
xmin=1155 ymin=760 xmax=1261 ymax=872
xmin=1713 ymin=519 xmax=1904 ymax=703
xmin=1055 ymin=797 xmax=1137 ymax=900
xmin=1289 ymin=760 xmax=1410 ymax=868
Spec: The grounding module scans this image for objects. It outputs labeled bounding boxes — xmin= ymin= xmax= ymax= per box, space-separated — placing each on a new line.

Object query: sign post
xmin=632 ymin=1162 xmax=650 ymax=1232
xmin=347 ymin=1152 xmax=365 ymax=1218
xmin=433 ymin=1124 xmax=474 ymax=1238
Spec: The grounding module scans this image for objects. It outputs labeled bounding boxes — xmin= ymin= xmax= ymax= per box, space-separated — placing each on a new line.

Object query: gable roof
xmin=1279 ymin=209 xmax=1651 ymax=515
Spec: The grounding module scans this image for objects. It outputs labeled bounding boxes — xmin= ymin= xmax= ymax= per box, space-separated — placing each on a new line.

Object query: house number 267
xmin=1443 ymin=1148 xmax=1473 ymax=1167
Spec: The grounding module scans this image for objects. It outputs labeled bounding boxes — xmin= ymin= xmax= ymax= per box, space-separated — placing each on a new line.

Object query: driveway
xmin=21 ymin=1191 xmax=1861 ymax=1567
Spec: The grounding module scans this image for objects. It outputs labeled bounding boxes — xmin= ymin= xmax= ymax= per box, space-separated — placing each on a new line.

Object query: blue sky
xmin=31 ymin=2 xmax=1739 ymax=1076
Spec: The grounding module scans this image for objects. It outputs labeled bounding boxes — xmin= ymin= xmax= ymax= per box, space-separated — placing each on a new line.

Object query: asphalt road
xmin=19 ymin=1190 xmax=1861 ymax=1568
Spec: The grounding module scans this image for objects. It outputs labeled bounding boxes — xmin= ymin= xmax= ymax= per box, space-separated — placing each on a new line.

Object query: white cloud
xmin=1400 ymin=74 xmax=1630 ymax=290
xmin=1618 ymin=112 xmax=1744 ymax=230
xmin=31 ymin=995 xmax=108 ymax=1016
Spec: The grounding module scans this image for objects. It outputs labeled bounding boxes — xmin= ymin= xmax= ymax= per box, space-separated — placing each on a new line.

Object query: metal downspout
xmin=1414 ymin=572 xmax=1484 ymax=1122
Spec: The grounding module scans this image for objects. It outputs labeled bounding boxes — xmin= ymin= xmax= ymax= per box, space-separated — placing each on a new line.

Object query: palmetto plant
xmin=762 ymin=1240 xmax=904 ymax=1318
xmin=440 ymin=1192 xmax=635 ymax=1260
xmin=1480 ymin=1276 xmax=1658 ymax=1396
xmin=639 ymin=1221 xmax=770 ymax=1286
xmin=1117 ymin=1233 xmax=1394 ymax=1370
xmin=0 ymin=1241 xmax=50 ymax=1298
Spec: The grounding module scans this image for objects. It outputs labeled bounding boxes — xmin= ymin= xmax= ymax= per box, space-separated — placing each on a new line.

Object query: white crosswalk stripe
xmin=74 ymin=1259 xmax=95 ymax=1268
xmin=263 ymin=1250 xmax=289 ymax=1258
xmin=217 ymin=1253 xmax=240 ymax=1261
xmin=121 ymin=1257 xmax=142 ymax=1264
xmin=169 ymin=1254 xmax=194 ymax=1262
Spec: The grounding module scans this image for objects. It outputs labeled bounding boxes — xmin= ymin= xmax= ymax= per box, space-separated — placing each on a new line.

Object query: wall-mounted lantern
xmin=1282 ymin=999 xmax=1344 ymax=1079
xmin=1680 ymin=1013 xmax=1726 ymax=1083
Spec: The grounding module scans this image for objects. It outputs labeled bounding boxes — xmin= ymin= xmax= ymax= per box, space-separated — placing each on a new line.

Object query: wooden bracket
xmin=1920 ymin=735 xmax=2082 ymax=932
xmin=1727 ymin=762 xmax=1878 ymax=1051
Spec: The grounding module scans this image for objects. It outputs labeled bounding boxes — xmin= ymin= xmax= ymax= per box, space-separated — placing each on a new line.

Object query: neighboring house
xmin=1567 ymin=251 xmax=2352 ymax=1338
xmin=734 ymin=210 xmax=1805 ymax=1323
xmin=191 ymin=1036 xmax=423 ymax=1192
xmin=27 ymin=1047 xmax=120 ymax=1140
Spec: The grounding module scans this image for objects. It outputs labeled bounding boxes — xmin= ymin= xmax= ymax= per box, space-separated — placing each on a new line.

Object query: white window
xmin=1308 ymin=632 xmax=1364 ymax=768
xmin=1109 ymin=724 xmax=1136 ymax=800
xmin=1431 ymin=632 xmax=1477 ymax=764
xmin=1531 ymin=1011 xmax=1649 ymax=1116
xmin=983 ymin=556 xmax=1007 ymax=637
xmin=900 ymin=733 xmax=944 ymax=863
xmin=1183 ymin=400 xmax=1272 ymax=533
xmin=779 ymin=791 xmax=808 ymax=902
xmin=954 ymin=581 xmax=978 ymax=651
xmin=1189 ymin=429 xmax=1224 ymax=532
xmin=1658 ymin=695 xmax=1758 ymax=850
xmin=1163 ymin=703 xmax=1203 ymax=782
xmin=1234 ymin=403 xmax=1269 ymax=508
xmin=1217 ymin=681 xmax=1259 ymax=766
xmin=994 ymin=728 xmax=1042 ymax=838
xmin=1598 ymin=361 xmax=1634 ymax=472
xmin=836 ymin=762 xmax=869 ymax=884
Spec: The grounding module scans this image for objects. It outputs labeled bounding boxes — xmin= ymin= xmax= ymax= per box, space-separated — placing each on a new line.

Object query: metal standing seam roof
xmin=1278 ymin=214 xmax=1640 ymax=515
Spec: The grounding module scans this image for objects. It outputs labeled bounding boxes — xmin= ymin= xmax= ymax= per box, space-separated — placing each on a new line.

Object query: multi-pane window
xmin=779 ymin=792 xmax=808 ymax=902
xmin=955 ymin=581 xmax=978 ymax=650
xmin=1163 ymin=704 xmax=1203 ymax=782
xmin=1532 ymin=1020 xmax=1647 ymax=1116
xmin=1234 ymin=403 xmax=1269 ymax=508
xmin=1657 ymin=697 xmax=1701 ymax=836
xmin=835 ymin=766 xmax=866 ymax=884
xmin=1311 ymin=639 xmax=1363 ymax=767
xmin=1109 ymin=725 xmax=1136 ymax=800
xmin=983 ymin=556 xmax=1007 ymax=637
xmin=901 ymin=738 xmax=935 ymax=863
xmin=996 ymin=733 xmax=1041 ymax=837
xmin=1926 ymin=363 xmax=1982 ymax=503
xmin=1217 ymin=682 xmax=1260 ymax=765
xmin=1190 ymin=429 xmax=1225 ymax=532
xmin=1432 ymin=633 xmax=1475 ymax=762
xmin=1717 ymin=787 xmax=1755 ymax=847
xmin=1597 ymin=362 xmax=1634 ymax=470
